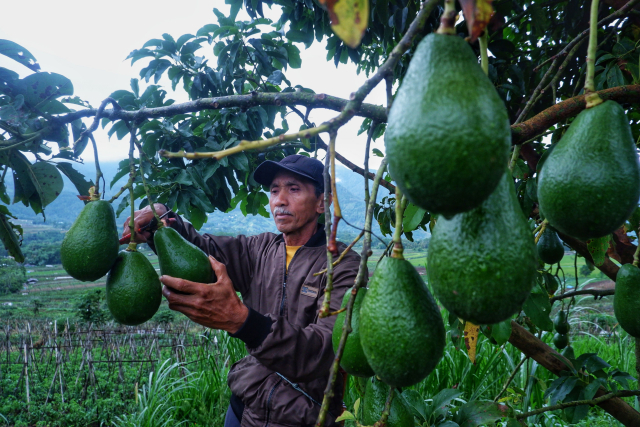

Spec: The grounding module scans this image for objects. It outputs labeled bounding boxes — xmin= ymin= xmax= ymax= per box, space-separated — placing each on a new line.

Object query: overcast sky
xmin=0 ymin=0 xmax=386 ymax=172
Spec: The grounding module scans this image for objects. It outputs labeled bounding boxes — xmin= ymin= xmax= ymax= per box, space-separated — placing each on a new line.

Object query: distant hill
xmin=3 ymin=160 xmax=426 ymax=241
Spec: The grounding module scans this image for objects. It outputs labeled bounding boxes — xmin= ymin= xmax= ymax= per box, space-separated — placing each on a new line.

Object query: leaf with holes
xmin=453 ymin=401 xmax=505 ymax=427
xmin=459 ymin=0 xmax=494 ymax=43
xmin=0 ymin=39 xmax=40 ymax=72
xmin=586 ymin=235 xmax=610 ymax=267
xmin=0 ymin=206 xmax=24 ymax=263
xmin=317 ymin=0 xmax=369 ymax=48
xmin=56 ymin=162 xmax=94 ymax=201
xmin=464 ymin=322 xmax=480 ymax=364
xmin=12 ymin=72 xmax=73 ymax=109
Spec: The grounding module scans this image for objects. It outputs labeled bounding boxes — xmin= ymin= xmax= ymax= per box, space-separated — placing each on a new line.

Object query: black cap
xmin=254 ymin=155 xmax=325 ymax=190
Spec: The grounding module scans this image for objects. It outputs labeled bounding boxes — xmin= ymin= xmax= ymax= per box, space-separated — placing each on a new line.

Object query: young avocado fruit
xmin=360 ymin=257 xmax=445 ymax=388
xmin=385 ymin=33 xmax=511 ymax=217
xmin=154 ymin=226 xmax=215 ymax=284
xmin=537 ymin=101 xmax=640 ymax=241
xmin=361 ymin=377 xmax=414 ymax=427
xmin=553 ymin=333 xmax=569 ymax=350
xmin=61 ymin=200 xmax=119 ymax=282
xmin=428 ymin=173 xmax=537 ymax=324
xmin=553 ymin=310 xmax=570 ymax=335
xmin=106 ymin=250 xmax=162 ymax=325
xmin=331 ymin=287 xmax=375 ymax=378
xmin=614 ymin=263 xmax=640 ymax=337
xmin=537 ymin=227 xmax=565 ymax=264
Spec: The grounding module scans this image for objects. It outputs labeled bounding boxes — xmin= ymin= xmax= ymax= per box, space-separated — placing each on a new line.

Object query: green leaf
xmin=13 ymin=72 xmax=73 ymax=109
xmin=56 ymin=162 xmax=94 ymax=201
xmin=30 ymin=162 xmax=63 ymax=207
xmin=403 ymin=203 xmax=427 ymax=232
xmin=10 ymin=152 xmax=63 ymax=211
xmin=284 ymin=45 xmax=302 ymax=68
xmin=372 ymin=148 xmax=384 ymax=157
xmin=427 ymin=388 xmax=463 ymax=421
xmin=189 ymin=206 xmax=207 ymax=230
xmin=453 ymin=401 xmax=504 ymax=427
xmin=586 ymin=235 xmax=610 ymax=267
xmin=401 ymin=389 xmax=427 ymax=422
xmin=335 ymin=411 xmax=355 ymax=422
xmin=0 ymin=39 xmax=39 ymax=72
xmin=522 ymin=286 xmax=553 ymax=331
xmin=491 ymin=319 xmax=512 ymax=345
xmin=0 ymin=208 xmax=24 ymax=262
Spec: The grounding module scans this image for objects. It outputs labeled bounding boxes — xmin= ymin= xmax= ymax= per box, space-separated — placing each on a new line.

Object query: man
xmin=124 ymin=154 xmax=360 ymax=427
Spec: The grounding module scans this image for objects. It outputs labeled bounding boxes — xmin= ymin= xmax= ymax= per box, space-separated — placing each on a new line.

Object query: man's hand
xmin=122 ymin=203 xmax=168 ymax=244
xmin=160 ymin=256 xmax=249 ymax=334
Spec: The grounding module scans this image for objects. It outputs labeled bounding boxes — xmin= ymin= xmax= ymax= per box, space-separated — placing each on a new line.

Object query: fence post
xmin=23 ymin=343 xmax=30 ymax=411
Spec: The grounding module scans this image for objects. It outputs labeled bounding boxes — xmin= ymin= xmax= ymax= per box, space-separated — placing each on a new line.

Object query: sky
xmin=0 ymin=0 xmax=386 ymax=172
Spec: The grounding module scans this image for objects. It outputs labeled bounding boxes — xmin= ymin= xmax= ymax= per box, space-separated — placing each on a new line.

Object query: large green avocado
xmin=153 ymin=227 xmax=215 ymax=283
xmin=331 ymin=287 xmax=375 ymax=378
xmin=537 ymin=227 xmax=565 ymax=265
xmin=428 ymin=173 xmax=537 ymax=324
xmin=537 ymin=100 xmax=640 ymax=240
xmin=385 ymin=33 xmax=511 ymax=217
xmin=614 ymin=263 xmax=640 ymax=338
xmin=360 ymin=257 xmax=445 ymax=388
xmin=361 ymin=377 xmax=414 ymax=427
xmin=60 ymin=200 xmax=119 ymax=282
xmin=106 ymin=250 xmax=162 ymax=325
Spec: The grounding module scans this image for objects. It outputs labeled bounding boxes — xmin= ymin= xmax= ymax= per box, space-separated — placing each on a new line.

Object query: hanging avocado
xmin=553 ymin=310 xmax=570 ymax=335
xmin=106 ymin=250 xmax=162 ymax=325
xmin=428 ymin=173 xmax=537 ymax=325
xmin=331 ymin=287 xmax=375 ymax=378
xmin=614 ymin=263 xmax=640 ymax=337
xmin=154 ymin=227 xmax=215 ymax=283
xmin=537 ymin=101 xmax=640 ymax=241
xmin=360 ymin=257 xmax=445 ymax=387
xmin=537 ymin=227 xmax=565 ymax=264
xmin=385 ymin=33 xmax=511 ymax=217
xmin=61 ymin=200 xmax=119 ymax=282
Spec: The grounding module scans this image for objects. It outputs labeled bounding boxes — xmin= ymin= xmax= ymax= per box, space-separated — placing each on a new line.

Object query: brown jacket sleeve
xmin=149 ymin=214 xmax=256 ymax=295
xmin=245 ymin=256 xmax=360 ymax=383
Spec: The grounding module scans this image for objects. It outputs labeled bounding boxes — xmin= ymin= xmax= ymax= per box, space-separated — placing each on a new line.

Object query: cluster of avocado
xmin=61 ymin=200 xmax=213 ymax=326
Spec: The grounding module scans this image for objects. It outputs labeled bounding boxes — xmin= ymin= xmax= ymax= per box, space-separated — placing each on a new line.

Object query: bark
xmin=508 ymin=321 xmax=640 ymax=426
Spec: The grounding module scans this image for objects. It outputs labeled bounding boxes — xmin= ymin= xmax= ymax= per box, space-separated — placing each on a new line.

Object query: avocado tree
xmin=3 ymin=0 xmax=640 ymax=424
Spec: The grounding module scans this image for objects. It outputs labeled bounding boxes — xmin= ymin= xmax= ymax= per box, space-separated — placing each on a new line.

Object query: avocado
xmin=106 ymin=250 xmax=162 ymax=325
xmin=61 ymin=200 xmax=119 ymax=282
xmin=614 ymin=263 xmax=640 ymax=337
xmin=553 ymin=333 xmax=569 ymax=350
xmin=537 ymin=101 xmax=640 ymax=240
xmin=385 ymin=33 xmax=511 ymax=217
xmin=332 ymin=287 xmax=375 ymax=378
xmin=153 ymin=226 xmax=215 ymax=283
xmin=361 ymin=377 xmax=414 ymax=427
xmin=537 ymin=227 xmax=565 ymax=264
xmin=554 ymin=310 xmax=570 ymax=335
xmin=428 ymin=173 xmax=537 ymax=324
xmin=360 ymin=257 xmax=445 ymax=387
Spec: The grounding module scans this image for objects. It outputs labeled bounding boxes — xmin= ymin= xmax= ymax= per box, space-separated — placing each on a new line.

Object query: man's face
xmin=269 ymin=171 xmax=324 ymax=234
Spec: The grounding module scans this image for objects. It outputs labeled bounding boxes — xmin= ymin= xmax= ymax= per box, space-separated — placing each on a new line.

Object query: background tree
xmin=3 ymin=0 xmax=640 ymax=424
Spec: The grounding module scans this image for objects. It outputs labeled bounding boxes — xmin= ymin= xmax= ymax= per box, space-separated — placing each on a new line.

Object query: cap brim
xmin=253 ymin=160 xmax=321 ymax=188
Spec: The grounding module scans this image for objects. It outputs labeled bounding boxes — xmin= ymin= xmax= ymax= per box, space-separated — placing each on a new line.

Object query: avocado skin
xmin=537 ymin=227 xmax=565 ymax=265
xmin=360 ymin=257 xmax=445 ymax=388
xmin=106 ymin=250 xmax=162 ymax=325
xmin=614 ymin=264 xmax=640 ymax=338
xmin=361 ymin=377 xmax=414 ymax=427
xmin=61 ymin=200 xmax=119 ymax=282
xmin=153 ymin=227 xmax=215 ymax=283
xmin=537 ymin=101 xmax=640 ymax=241
xmin=332 ymin=287 xmax=375 ymax=378
xmin=554 ymin=310 xmax=570 ymax=334
xmin=385 ymin=33 xmax=511 ymax=217
xmin=553 ymin=333 xmax=569 ymax=349
xmin=428 ymin=173 xmax=537 ymax=325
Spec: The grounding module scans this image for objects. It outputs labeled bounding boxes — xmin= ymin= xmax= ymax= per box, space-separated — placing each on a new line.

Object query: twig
xmin=314 ymin=231 xmax=364 ymax=276
xmin=549 ymin=288 xmax=615 ymax=303
xmin=376 ymin=387 xmax=395 ymax=426
xmin=88 ymin=135 xmax=103 ymax=198
xmin=515 ymin=390 xmax=640 ymax=419
xmin=494 ymin=356 xmax=529 ymax=402
xmin=318 ymin=149 xmax=335 ymax=320
xmin=534 ymin=221 xmax=549 ymax=244
xmin=328 ymin=131 xmax=341 ymax=258
xmin=127 ymin=128 xmax=138 ymax=252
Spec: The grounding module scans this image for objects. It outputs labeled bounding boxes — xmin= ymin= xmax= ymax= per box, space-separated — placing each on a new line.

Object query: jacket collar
xmin=277 ymin=224 xmax=326 ymax=248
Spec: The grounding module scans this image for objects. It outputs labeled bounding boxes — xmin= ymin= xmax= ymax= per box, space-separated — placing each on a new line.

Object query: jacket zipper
xmin=280 ymin=247 xmax=287 ymax=316
xmin=264 ymin=378 xmax=283 ymax=427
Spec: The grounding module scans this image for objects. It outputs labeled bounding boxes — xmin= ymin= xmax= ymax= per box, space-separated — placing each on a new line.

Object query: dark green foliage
xmin=428 ymin=174 xmax=537 ymax=325
xmin=614 ymin=263 xmax=640 ymax=338
xmin=0 ymin=256 xmax=25 ymax=294
xmin=385 ymin=33 xmax=511 ymax=217
xmin=537 ymin=101 xmax=640 ymax=240
xmin=75 ymin=289 xmax=111 ymax=323
xmin=360 ymin=257 xmax=445 ymax=387
xmin=154 ymin=226 xmax=215 ymax=284
xmin=361 ymin=377 xmax=414 ymax=427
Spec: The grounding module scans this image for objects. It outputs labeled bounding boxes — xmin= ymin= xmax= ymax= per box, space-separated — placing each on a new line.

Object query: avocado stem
xmin=391 ymin=185 xmax=406 ymax=259
xmin=633 ymin=237 xmax=640 ymax=267
xmin=584 ymin=0 xmax=604 ymax=108
xmin=128 ymin=127 xmax=137 ymax=244
xmin=479 ymin=31 xmax=489 ymax=75
xmin=534 ymin=219 xmax=549 ymax=245
xmin=436 ymin=0 xmax=457 ymax=35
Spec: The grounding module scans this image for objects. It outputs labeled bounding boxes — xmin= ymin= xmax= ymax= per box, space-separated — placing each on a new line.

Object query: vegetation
xmin=2 ymin=0 xmax=640 ymax=425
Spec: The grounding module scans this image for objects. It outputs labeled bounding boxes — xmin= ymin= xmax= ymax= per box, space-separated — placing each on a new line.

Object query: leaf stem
xmin=391 ymin=185 xmax=405 ymax=259
xmin=534 ymin=220 xmax=549 ymax=244
xmin=88 ymin=135 xmax=103 ymax=198
xmin=585 ymin=0 xmax=603 ymax=107
xmin=516 ymin=390 xmax=640 ymax=419
xmin=479 ymin=32 xmax=489 ymax=75
xmin=437 ymin=0 xmax=457 ymax=34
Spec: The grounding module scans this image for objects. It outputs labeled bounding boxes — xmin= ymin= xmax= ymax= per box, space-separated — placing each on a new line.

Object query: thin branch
xmin=313 ymin=230 xmax=364 ymax=276
xmin=319 ymin=144 xmax=335 ymax=320
xmin=494 ymin=356 xmax=529 ymax=402
xmin=550 ymin=288 xmax=615 ymax=303
xmin=516 ymin=390 xmax=640 ymax=419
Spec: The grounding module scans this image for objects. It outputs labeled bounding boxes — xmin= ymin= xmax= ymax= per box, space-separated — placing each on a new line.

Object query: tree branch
xmin=516 ymin=390 xmax=640 ymax=419
xmin=508 ymin=321 xmax=640 ymax=426
xmin=550 ymin=288 xmax=615 ymax=303
xmin=556 ymin=231 xmax=621 ymax=280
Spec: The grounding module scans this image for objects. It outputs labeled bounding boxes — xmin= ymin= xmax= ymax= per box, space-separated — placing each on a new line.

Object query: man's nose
xmin=272 ymin=191 xmax=288 ymax=206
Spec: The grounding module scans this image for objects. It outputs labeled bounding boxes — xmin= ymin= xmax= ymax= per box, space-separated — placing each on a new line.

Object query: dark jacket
xmin=150 ymin=215 xmax=360 ymax=427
